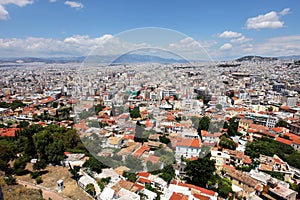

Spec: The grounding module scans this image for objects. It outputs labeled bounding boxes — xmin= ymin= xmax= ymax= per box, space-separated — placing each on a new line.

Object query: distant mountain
xmin=0 ymin=54 xmax=188 ymax=65
xmin=277 ymin=55 xmax=300 ymax=60
xmin=235 ymin=55 xmax=277 ymax=62
xmin=0 ymin=57 xmax=86 ymax=64
xmin=110 ymin=53 xmax=188 ymax=65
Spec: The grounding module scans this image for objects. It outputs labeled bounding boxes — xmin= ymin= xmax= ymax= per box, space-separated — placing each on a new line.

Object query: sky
xmin=0 ymin=0 xmax=300 ymax=60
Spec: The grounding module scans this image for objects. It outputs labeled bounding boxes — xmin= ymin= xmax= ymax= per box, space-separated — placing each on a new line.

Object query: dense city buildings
xmin=0 ymin=57 xmax=300 ymax=199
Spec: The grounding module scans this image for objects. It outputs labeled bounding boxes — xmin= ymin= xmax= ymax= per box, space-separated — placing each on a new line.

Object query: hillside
xmin=235 ymin=55 xmax=277 ymax=62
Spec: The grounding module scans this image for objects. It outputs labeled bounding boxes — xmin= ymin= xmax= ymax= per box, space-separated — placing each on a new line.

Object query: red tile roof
xmin=146 ymin=155 xmax=160 ymax=164
xmin=193 ymin=193 xmax=210 ymax=200
xmin=133 ymin=146 xmax=150 ymax=157
xmin=137 ymin=177 xmax=151 ymax=184
xmin=272 ymin=127 xmax=284 ymax=133
xmin=170 ymin=192 xmax=188 ymax=200
xmin=243 ymin=156 xmax=252 ymax=165
xmin=0 ymin=128 xmax=19 ymax=137
xmin=276 ymin=137 xmax=292 ymax=145
xmin=137 ymin=172 xmax=150 ymax=178
xmin=280 ymin=105 xmax=290 ymax=110
xmin=122 ymin=134 xmax=135 ymax=140
xmin=133 ymin=183 xmax=144 ymax=191
xmin=170 ymin=181 xmax=216 ymax=197
xmin=176 ymin=138 xmax=201 ymax=148
xmin=285 ymin=133 xmax=300 ymax=145
xmin=41 ymin=96 xmax=55 ymax=104
xmin=167 ymin=115 xmax=175 ymax=121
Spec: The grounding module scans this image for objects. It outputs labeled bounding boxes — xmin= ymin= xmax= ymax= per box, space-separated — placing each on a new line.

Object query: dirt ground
xmin=0 ymin=178 xmax=42 ymax=200
xmin=15 ymin=163 xmax=92 ymax=200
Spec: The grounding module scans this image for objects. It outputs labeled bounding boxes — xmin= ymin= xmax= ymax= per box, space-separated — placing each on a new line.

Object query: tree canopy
xmin=83 ymin=156 xmax=107 ymax=174
xmin=184 ymin=155 xmax=216 ymax=187
xmin=197 ymin=116 xmax=210 ymax=139
xmin=275 ymin=119 xmax=288 ymax=128
xmin=219 ymin=135 xmax=236 ymax=150
xmin=130 ymin=107 xmax=141 ymax=119
xmin=245 ymin=137 xmax=300 ymax=168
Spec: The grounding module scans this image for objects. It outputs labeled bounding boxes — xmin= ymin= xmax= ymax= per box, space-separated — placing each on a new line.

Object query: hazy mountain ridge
xmin=1 ymin=54 xmax=300 ymax=64
xmin=235 ymin=55 xmax=278 ymax=62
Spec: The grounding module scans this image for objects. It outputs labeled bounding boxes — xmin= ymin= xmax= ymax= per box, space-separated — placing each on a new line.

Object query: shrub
xmin=5 ymin=176 xmax=17 ymax=185
xmin=30 ymin=171 xmax=40 ymax=179
xmin=36 ymin=177 xmax=43 ymax=184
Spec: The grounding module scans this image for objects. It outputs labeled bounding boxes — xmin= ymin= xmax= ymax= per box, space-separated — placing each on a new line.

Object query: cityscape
xmin=1 ymin=1 xmax=300 ymax=200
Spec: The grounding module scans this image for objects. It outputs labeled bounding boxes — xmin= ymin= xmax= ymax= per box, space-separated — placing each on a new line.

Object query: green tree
xmin=33 ymin=130 xmax=52 ymax=160
xmin=10 ymin=100 xmax=25 ymax=111
xmin=33 ymin=159 xmax=47 ymax=171
xmin=219 ymin=135 xmax=236 ymax=150
xmin=35 ymin=176 xmax=43 ymax=184
xmin=218 ymin=178 xmax=232 ymax=198
xmin=18 ymin=121 xmax=29 ymax=128
xmin=85 ymin=183 xmax=96 ymax=196
xmin=197 ymin=116 xmax=210 ymax=139
xmin=83 ymin=156 xmax=107 ymax=173
xmin=4 ymin=176 xmax=17 ymax=185
xmin=94 ymin=104 xmax=105 ymax=114
xmin=208 ymin=176 xmax=232 ymax=199
xmin=158 ymin=165 xmax=175 ymax=183
xmin=125 ymin=155 xmax=143 ymax=172
xmin=0 ymin=143 xmax=15 ymax=172
xmin=45 ymin=141 xmax=65 ymax=164
xmin=97 ymin=177 xmax=111 ymax=191
xmin=159 ymin=135 xmax=171 ymax=145
xmin=134 ymin=121 xmax=148 ymax=144
xmin=64 ymin=129 xmax=80 ymax=149
xmin=226 ymin=117 xmax=238 ymax=136
xmin=275 ymin=119 xmax=288 ymax=128
xmin=52 ymin=102 xmax=58 ymax=108
xmin=123 ymin=172 xmax=137 ymax=182
xmin=13 ymin=156 xmax=29 ymax=175
xmin=69 ymin=166 xmax=81 ymax=180
xmin=0 ymin=102 xmax=10 ymax=108
xmin=130 ymin=107 xmax=141 ymax=119
xmin=185 ymin=155 xmax=216 ymax=187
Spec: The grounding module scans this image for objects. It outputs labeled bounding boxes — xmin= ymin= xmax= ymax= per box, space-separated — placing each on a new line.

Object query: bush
xmin=36 ymin=177 xmax=43 ymax=184
xmin=5 ymin=175 xmax=17 ymax=185
xmin=30 ymin=171 xmax=40 ymax=179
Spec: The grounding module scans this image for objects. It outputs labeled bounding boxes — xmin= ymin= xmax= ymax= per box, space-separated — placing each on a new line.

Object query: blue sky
xmin=0 ymin=0 xmax=300 ymax=60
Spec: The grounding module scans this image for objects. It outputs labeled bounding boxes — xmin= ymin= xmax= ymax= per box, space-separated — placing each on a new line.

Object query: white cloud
xmin=64 ymin=1 xmax=83 ymax=9
xmin=230 ymin=36 xmax=252 ymax=44
xmin=0 ymin=34 xmax=152 ymax=57
xmin=0 ymin=4 xmax=8 ymax=19
xmin=0 ymin=35 xmax=216 ymax=61
xmin=49 ymin=0 xmax=56 ymax=2
xmin=0 ymin=0 xmax=33 ymax=20
xmin=213 ymin=34 xmax=300 ymax=59
xmin=0 ymin=0 xmax=34 ymax=7
xmin=246 ymin=8 xmax=290 ymax=30
xmin=279 ymin=8 xmax=291 ymax=16
xmin=1 ymin=34 xmax=299 ymax=60
xmin=168 ymin=37 xmax=217 ymax=60
xmin=253 ymin=35 xmax=300 ymax=56
xmin=219 ymin=43 xmax=232 ymax=51
xmin=218 ymin=31 xmax=242 ymax=38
